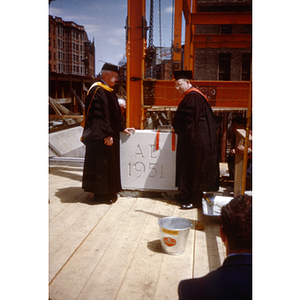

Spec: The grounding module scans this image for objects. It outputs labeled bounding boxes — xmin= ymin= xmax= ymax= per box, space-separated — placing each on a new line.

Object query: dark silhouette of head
xmin=220 ymin=194 xmax=252 ymax=253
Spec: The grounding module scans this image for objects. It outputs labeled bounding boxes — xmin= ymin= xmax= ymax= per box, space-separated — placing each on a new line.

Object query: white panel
xmin=49 ymin=126 xmax=85 ymax=157
xmin=120 ymin=130 xmax=177 ymax=191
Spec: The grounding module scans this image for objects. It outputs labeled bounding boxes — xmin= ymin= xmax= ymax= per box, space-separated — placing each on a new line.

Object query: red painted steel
xmin=191 ymin=12 xmax=252 ymax=25
xmin=143 ymin=80 xmax=250 ymax=108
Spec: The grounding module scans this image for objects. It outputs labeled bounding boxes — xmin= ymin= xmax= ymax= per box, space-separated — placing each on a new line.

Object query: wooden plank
xmin=49 ymin=164 xmax=228 ymax=299
xmin=49 ymin=197 xmax=138 ymax=300
xmin=204 ymin=225 xmax=225 ymax=272
xmin=221 ymin=111 xmax=228 ymax=162
xmin=49 ymin=96 xmax=76 ymax=115
xmin=115 ymin=199 xmax=176 ymax=300
xmin=234 ymin=133 xmax=244 ymax=196
xmin=76 ymin=198 xmax=157 ymax=300
xmin=49 ymin=164 xmax=69 ymax=176
xmin=49 ymin=192 xmax=93 ymax=247
xmin=49 ymin=97 xmax=63 ymax=116
xmin=49 ymin=165 xmax=83 ymax=198
xmin=193 ymin=212 xmax=226 ymax=278
xmin=234 ymin=129 xmax=253 ymax=195
xmin=49 ymin=193 xmax=112 ymax=283
xmin=49 ymin=184 xmax=86 ymax=222
xmin=154 ymin=206 xmax=197 ymax=300
xmin=49 ymin=164 xmax=107 ymax=283
xmin=49 ymin=165 xmax=84 ymax=221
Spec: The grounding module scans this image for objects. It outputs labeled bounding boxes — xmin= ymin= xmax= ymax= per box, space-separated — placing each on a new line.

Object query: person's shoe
xmin=176 ymin=193 xmax=194 ymax=209
xmin=180 ymin=202 xmax=194 ymax=209
xmin=177 ymin=198 xmax=194 ymax=209
xmin=105 ymin=194 xmax=118 ymax=204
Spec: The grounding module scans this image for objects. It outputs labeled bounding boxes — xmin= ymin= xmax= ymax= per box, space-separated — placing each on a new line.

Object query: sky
xmin=49 ymin=0 xmax=178 ymax=75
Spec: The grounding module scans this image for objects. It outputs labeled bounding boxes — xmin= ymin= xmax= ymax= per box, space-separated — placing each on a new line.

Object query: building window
xmin=221 ymin=25 xmax=232 ymax=34
xmin=242 ymin=53 xmax=251 ymax=81
xmin=219 ymin=53 xmax=231 ymax=81
xmin=244 ymin=24 xmax=252 ymax=34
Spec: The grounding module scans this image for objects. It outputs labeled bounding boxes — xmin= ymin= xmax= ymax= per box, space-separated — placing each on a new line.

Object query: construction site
xmin=49 ymin=0 xmax=252 ymax=299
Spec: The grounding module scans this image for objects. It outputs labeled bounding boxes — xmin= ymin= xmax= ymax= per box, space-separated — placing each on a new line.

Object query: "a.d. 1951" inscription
xmin=128 ymin=162 xmax=165 ymax=178
xmin=127 ymin=144 xmax=164 ymax=178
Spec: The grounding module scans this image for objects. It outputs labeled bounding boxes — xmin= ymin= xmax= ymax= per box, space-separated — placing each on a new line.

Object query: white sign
xmin=120 ymin=130 xmax=178 ymax=191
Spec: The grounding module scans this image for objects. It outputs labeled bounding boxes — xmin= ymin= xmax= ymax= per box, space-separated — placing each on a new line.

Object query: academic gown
xmin=81 ymin=81 xmax=125 ymax=195
xmin=172 ymin=87 xmax=219 ymax=193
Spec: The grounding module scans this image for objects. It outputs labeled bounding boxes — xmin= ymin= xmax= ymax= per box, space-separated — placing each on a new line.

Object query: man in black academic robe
xmin=172 ymin=71 xmax=219 ymax=209
xmin=81 ymin=63 xmax=134 ymax=203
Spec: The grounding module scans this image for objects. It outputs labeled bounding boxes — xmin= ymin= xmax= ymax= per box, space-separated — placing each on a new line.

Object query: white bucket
xmin=158 ymin=217 xmax=192 ymax=255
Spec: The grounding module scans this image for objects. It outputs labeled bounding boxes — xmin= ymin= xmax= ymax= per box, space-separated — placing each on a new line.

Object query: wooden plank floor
xmin=49 ymin=164 xmax=226 ymax=300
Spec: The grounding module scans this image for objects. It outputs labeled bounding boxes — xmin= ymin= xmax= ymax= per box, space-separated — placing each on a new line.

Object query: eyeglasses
xmin=175 ymin=82 xmax=184 ymax=89
xmin=111 ymin=74 xmax=120 ymax=81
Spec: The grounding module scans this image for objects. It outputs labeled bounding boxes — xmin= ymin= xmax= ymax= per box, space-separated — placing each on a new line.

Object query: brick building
xmin=194 ymin=0 xmax=252 ymax=81
xmin=49 ymin=15 xmax=95 ymax=77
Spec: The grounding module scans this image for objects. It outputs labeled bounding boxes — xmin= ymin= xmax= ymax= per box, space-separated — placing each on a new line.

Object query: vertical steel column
xmin=126 ymin=0 xmax=146 ymax=129
xmin=173 ymin=0 xmax=183 ymax=70
xmin=241 ymin=80 xmax=252 ymax=194
xmin=183 ymin=0 xmax=196 ymax=71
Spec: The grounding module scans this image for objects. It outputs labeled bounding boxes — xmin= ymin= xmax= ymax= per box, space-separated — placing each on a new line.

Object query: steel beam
xmin=191 ymin=12 xmax=252 ymax=25
xmin=173 ymin=0 xmax=183 ymax=67
xmin=126 ymin=0 xmax=146 ymax=129
xmin=194 ymin=34 xmax=251 ymax=48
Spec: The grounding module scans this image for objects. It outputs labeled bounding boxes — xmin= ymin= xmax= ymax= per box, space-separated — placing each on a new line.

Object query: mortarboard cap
xmin=101 ymin=63 xmax=120 ymax=73
xmin=173 ymin=70 xmax=193 ymax=80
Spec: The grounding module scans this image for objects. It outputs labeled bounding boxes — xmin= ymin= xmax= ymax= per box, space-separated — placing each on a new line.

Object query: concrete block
xmin=120 ymin=130 xmax=177 ymax=191
xmin=49 ymin=126 xmax=86 ymax=158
